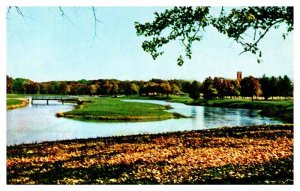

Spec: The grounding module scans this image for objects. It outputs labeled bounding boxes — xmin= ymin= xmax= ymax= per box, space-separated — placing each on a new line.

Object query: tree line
xmin=6 ymin=75 xmax=293 ymax=101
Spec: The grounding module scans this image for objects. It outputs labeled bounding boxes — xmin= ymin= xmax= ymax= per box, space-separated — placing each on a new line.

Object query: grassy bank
xmin=7 ymin=124 xmax=293 ymax=184
xmin=7 ymin=94 xmax=29 ymax=110
xmin=60 ymin=97 xmax=184 ymax=121
xmin=133 ymin=95 xmax=293 ymax=123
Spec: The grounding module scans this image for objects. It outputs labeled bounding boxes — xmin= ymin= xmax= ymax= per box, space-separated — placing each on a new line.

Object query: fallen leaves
xmin=7 ymin=124 xmax=293 ymax=184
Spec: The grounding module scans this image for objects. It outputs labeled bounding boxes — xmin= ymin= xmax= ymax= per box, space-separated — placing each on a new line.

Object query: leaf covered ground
xmin=7 ymin=124 xmax=293 ymax=184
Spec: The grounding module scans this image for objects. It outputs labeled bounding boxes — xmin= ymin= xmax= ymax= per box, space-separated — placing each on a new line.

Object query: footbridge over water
xmin=31 ymin=97 xmax=81 ymax=105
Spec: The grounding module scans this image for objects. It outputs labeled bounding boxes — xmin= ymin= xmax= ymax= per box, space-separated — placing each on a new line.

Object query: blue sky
xmin=7 ymin=6 xmax=293 ymax=82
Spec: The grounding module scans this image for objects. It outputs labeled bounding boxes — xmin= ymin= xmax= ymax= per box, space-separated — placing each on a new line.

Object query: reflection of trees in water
xmin=246 ymin=109 xmax=258 ymax=118
xmin=191 ymin=107 xmax=197 ymax=118
xmin=203 ymin=107 xmax=245 ymax=125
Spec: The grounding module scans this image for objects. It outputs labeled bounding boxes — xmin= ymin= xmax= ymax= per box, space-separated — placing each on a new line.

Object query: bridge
xmin=31 ymin=97 xmax=81 ymax=105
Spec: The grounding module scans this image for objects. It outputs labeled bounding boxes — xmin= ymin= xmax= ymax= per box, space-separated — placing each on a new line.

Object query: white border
xmin=1 ymin=1 xmax=298 ymax=191
xmin=1 ymin=0 xmax=297 ymax=6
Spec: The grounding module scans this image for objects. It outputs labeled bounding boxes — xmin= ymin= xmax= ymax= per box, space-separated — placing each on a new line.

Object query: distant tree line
xmin=6 ymin=75 xmax=293 ymax=101
xmin=6 ymin=77 xmax=184 ymax=97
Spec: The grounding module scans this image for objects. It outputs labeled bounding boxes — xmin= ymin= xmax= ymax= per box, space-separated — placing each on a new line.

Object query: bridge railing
xmin=31 ymin=96 xmax=78 ymax=100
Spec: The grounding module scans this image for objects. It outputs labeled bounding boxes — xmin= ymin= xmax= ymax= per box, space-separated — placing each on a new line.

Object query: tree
xmin=202 ymin=77 xmax=218 ymax=100
xmin=25 ymin=82 xmax=40 ymax=94
xmin=182 ymin=81 xmax=191 ymax=93
xmin=119 ymin=81 xmax=139 ymax=95
xmin=141 ymin=82 xmax=159 ymax=96
xmin=12 ymin=78 xmax=29 ymax=94
xmin=213 ymin=77 xmax=227 ymax=99
xmin=158 ymin=82 xmax=172 ymax=97
xmin=269 ymin=76 xmax=279 ymax=99
xmin=259 ymin=75 xmax=272 ymax=100
xmin=188 ymin=80 xmax=201 ymax=100
xmin=226 ymin=80 xmax=240 ymax=98
xmin=102 ymin=81 xmax=113 ymax=95
xmin=58 ymin=81 xmax=71 ymax=95
xmin=135 ymin=6 xmax=293 ymax=66
xmin=278 ymin=75 xmax=293 ymax=99
xmin=89 ymin=85 xmax=98 ymax=95
xmin=50 ymin=81 xmax=59 ymax=94
xmin=240 ymin=76 xmax=262 ymax=101
xmin=110 ymin=81 xmax=119 ymax=95
xmin=39 ymin=83 xmax=50 ymax=94
xmin=130 ymin=83 xmax=140 ymax=95
xmin=70 ymin=83 xmax=82 ymax=95
xmin=171 ymin=83 xmax=181 ymax=95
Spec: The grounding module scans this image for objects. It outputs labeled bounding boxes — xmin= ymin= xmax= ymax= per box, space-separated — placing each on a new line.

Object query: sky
xmin=7 ymin=6 xmax=293 ymax=82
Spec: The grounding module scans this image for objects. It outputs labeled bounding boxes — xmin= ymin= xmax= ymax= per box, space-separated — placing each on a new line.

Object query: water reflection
xmin=7 ymin=99 xmax=282 ymax=145
xmin=191 ymin=107 xmax=197 ymax=118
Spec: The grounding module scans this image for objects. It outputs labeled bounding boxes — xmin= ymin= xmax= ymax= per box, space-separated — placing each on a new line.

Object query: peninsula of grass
xmin=7 ymin=94 xmax=29 ymax=110
xmin=134 ymin=95 xmax=293 ymax=123
xmin=7 ymin=124 xmax=293 ymax=184
xmin=59 ymin=97 xmax=184 ymax=121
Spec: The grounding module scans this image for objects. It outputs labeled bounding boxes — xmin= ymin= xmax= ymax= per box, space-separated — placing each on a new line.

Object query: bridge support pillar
xmin=47 ymin=100 xmax=48 ymax=105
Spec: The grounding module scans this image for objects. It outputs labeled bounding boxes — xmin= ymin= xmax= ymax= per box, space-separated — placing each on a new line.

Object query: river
xmin=6 ymin=99 xmax=282 ymax=145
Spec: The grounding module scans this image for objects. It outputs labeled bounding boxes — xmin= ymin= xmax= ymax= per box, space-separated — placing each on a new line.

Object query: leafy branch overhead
xmin=135 ymin=6 xmax=293 ymax=66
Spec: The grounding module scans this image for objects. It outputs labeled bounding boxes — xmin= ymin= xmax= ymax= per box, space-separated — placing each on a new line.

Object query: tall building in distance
xmin=237 ymin=71 xmax=242 ymax=82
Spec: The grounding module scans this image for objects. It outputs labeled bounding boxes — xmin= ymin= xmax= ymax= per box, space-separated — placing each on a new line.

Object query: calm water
xmin=7 ymin=99 xmax=282 ymax=145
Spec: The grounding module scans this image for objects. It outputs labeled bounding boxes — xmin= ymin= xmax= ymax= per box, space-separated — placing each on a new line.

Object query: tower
xmin=237 ymin=71 xmax=242 ymax=82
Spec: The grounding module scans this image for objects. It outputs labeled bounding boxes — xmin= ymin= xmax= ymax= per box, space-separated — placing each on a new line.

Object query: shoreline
xmin=58 ymin=98 xmax=186 ymax=122
xmin=132 ymin=96 xmax=293 ymax=123
xmin=8 ymin=123 xmax=293 ymax=146
xmin=7 ymin=98 xmax=29 ymax=110
xmin=57 ymin=112 xmax=186 ymax=122
xmin=6 ymin=94 xmax=293 ymax=123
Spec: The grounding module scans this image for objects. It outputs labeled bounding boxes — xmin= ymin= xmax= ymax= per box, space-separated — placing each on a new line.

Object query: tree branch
xmin=253 ymin=20 xmax=258 ymax=41
xmin=92 ymin=6 xmax=102 ymax=38
xmin=7 ymin=6 xmax=12 ymax=17
xmin=191 ymin=24 xmax=201 ymax=40
xmin=15 ymin=6 xmax=25 ymax=18
xmin=59 ymin=6 xmax=64 ymax=16
xmin=58 ymin=7 xmax=76 ymax=26
xmin=239 ymin=18 xmax=285 ymax=55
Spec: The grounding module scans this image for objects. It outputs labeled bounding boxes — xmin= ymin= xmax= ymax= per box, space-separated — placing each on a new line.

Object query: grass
xmin=7 ymin=99 xmax=23 ymax=106
xmin=134 ymin=95 xmax=293 ymax=123
xmin=61 ymin=97 xmax=184 ymax=121
xmin=7 ymin=124 xmax=293 ymax=184
xmin=7 ymin=94 xmax=29 ymax=110
xmin=7 ymin=94 xmax=27 ymax=99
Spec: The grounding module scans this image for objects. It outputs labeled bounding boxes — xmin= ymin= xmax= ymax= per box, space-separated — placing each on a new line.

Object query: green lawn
xmin=7 ymin=94 xmax=29 ymax=109
xmin=62 ymin=97 xmax=183 ymax=121
xmin=7 ymin=99 xmax=22 ymax=106
xmin=7 ymin=94 xmax=26 ymax=99
xmin=7 ymin=94 xmax=72 ymax=98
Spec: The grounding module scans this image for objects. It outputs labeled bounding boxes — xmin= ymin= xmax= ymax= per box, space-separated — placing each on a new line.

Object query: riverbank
xmin=7 ymin=124 xmax=293 ymax=184
xmin=59 ymin=97 xmax=185 ymax=122
xmin=6 ymin=94 xmax=293 ymax=123
xmin=7 ymin=98 xmax=29 ymax=110
xmin=133 ymin=95 xmax=293 ymax=123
